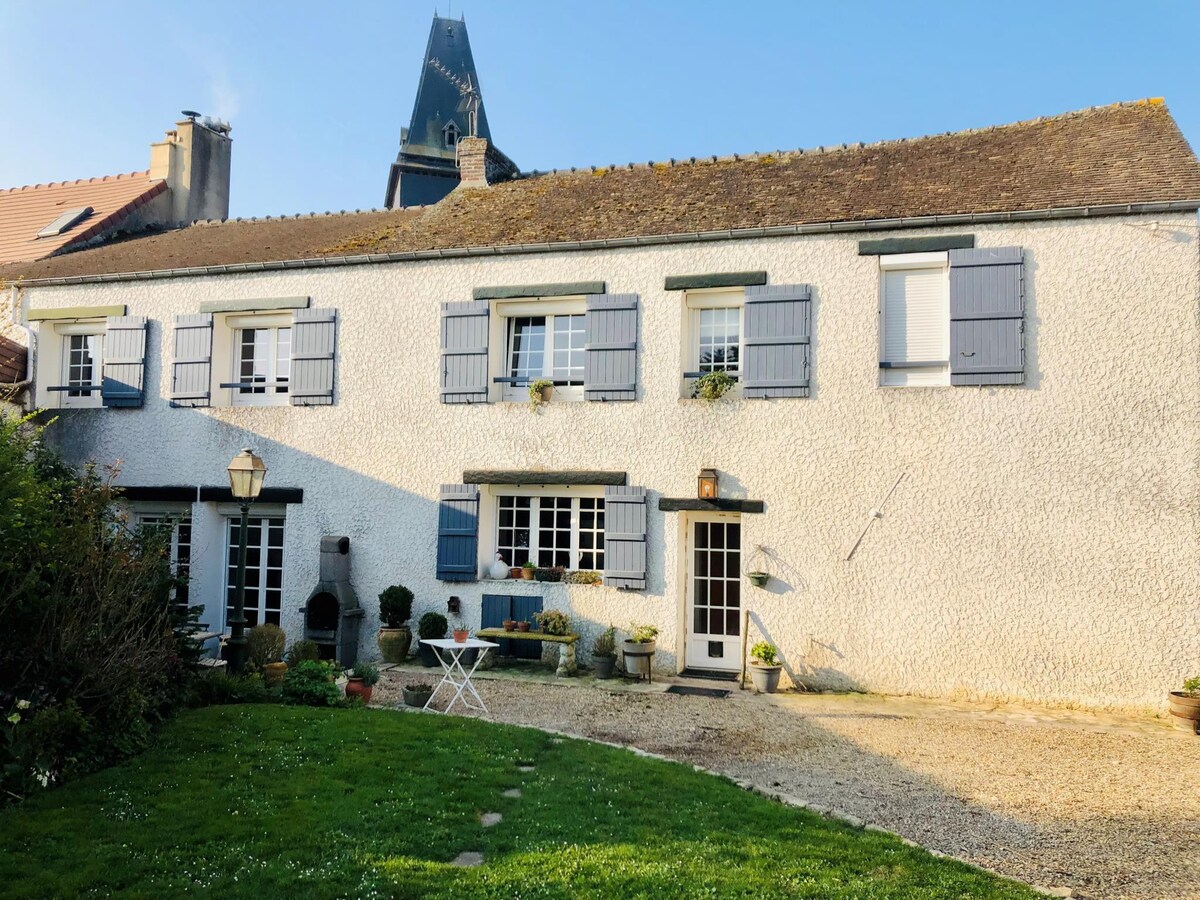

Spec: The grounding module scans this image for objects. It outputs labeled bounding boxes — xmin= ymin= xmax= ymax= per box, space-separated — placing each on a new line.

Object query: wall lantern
xmin=227 ymin=447 xmax=268 ymax=501
xmin=697 ymin=468 xmax=719 ymax=500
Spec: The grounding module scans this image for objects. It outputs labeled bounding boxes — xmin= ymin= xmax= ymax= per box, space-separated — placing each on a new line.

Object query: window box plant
xmin=529 ymin=378 xmax=554 ymax=405
xmin=622 ymin=623 xmax=658 ymax=677
xmin=1168 ymin=676 xmax=1200 ymax=735
xmin=417 ymin=612 xmax=448 ymax=667
xmin=345 ymin=662 xmax=380 ymax=703
xmin=692 ymin=371 xmax=735 ymax=401
xmin=377 ymin=584 xmax=414 ymax=664
xmin=748 ymin=641 xmax=783 ymax=693
xmin=534 ymin=566 xmax=565 ymax=583
xmin=509 ymin=566 xmax=522 ymax=579
xmin=520 ymin=561 xmax=536 ymax=580
xmin=564 ymin=570 xmax=602 ymax=585
xmin=402 ymin=682 xmax=433 ymax=708
xmin=592 ymin=626 xmax=617 ymax=679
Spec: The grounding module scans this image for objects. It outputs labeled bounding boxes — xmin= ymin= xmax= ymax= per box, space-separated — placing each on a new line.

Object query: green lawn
xmin=0 ymin=705 xmax=1034 ymax=899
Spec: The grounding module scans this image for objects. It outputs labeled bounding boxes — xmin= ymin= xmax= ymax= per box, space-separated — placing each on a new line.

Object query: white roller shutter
xmin=880 ymin=261 xmax=949 ymax=387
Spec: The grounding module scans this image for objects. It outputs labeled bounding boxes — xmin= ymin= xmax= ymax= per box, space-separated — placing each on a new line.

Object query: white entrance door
xmin=685 ymin=515 xmax=742 ymax=671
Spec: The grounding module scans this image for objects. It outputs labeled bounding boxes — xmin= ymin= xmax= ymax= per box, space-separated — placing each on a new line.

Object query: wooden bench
xmin=474 ymin=629 xmax=579 ymax=677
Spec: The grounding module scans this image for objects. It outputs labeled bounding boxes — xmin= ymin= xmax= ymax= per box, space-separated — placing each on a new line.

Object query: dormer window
xmin=444 ymin=121 xmax=460 ymax=148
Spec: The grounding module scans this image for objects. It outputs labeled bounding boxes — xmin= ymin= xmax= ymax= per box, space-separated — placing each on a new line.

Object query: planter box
xmin=1169 ymin=691 xmax=1200 ymax=734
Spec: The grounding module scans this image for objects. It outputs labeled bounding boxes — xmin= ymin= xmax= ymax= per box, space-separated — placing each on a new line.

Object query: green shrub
xmin=692 ymin=371 xmax=736 ymax=401
xmin=349 ymin=662 xmax=380 ymax=687
xmin=246 ymin=624 xmax=286 ymax=672
xmin=285 ymin=639 xmax=320 ymax=667
xmin=191 ymin=674 xmax=272 ymax=707
xmin=534 ymin=609 xmax=571 ymax=636
xmin=750 ymin=642 xmax=779 ymax=666
xmin=281 ymin=661 xmax=342 ymax=707
xmin=418 ymin=612 xmax=448 ymax=640
xmin=1183 ymin=676 xmax=1200 ymax=697
xmin=628 ymin=623 xmax=659 ymax=643
xmin=378 ymin=585 xmax=414 ymax=628
xmin=564 ymin=570 xmax=601 ymax=585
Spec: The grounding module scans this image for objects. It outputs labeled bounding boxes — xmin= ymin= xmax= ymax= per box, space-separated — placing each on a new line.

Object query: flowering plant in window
xmin=529 ymin=378 xmax=554 ymax=405
xmin=692 ymin=371 xmax=735 ymax=401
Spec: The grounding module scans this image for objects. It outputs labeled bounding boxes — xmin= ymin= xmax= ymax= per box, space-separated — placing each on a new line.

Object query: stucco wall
xmin=21 ymin=213 xmax=1200 ymax=710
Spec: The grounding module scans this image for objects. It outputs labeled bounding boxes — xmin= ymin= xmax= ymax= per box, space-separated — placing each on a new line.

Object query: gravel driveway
xmin=374 ymin=668 xmax=1200 ymax=900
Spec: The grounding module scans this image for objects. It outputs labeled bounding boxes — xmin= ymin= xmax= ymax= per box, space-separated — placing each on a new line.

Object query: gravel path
xmin=374 ymin=669 xmax=1200 ymax=899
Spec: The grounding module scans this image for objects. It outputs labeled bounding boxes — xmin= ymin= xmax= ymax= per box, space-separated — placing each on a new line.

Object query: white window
xmin=137 ymin=512 xmax=193 ymax=613
xmin=56 ymin=322 xmax=105 ymax=408
xmin=879 ymin=252 xmax=950 ymax=387
xmin=225 ymin=515 xmax=285 ymax=627
xmin=493 ymin=298 xmax=587 ymax=401
xmin=494 ymin=494 xmax=604 ymax=571
xmin=444 ymin=121 xmax=460 ymax=147
xmin=683 ymin=289 xmax=744 ymax=394
xmin=228 ymin=314 xmax=291 ymax=406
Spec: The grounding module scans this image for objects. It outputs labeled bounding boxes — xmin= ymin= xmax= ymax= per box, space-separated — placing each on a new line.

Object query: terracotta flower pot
xmin=503 ymin=620 xmax=517 ymax=632
xmin=517 ymin=621 xmax=531 ymax=633
xmin=452 ymin=628 xmax=469 ymax=643
xmin=521 ymin=567 xmax=536 ymax=580
xmin=345 ymin=677 xmax=373 ymax=704
xmin=1168 ymin=691 xmax=1200 ymax=734
xmin=378 ymin=626 xmax=412 ymax=663
xmin=509 ymin=567 xmax=522 ymax=579
xmin=263 ymin=661 xmax=288 ymax=687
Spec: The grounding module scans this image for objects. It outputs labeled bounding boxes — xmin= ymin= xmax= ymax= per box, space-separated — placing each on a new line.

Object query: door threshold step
xmin=679 ymin=668 xmax=739 ymax=683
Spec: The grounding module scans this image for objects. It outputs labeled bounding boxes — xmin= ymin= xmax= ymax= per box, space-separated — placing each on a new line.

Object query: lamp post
xmin=225 ymin=448 xmax=267 ymax=675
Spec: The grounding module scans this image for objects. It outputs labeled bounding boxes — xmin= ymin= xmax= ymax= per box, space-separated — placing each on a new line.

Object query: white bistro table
xmin=419 ymin=638 xmax=498 ymax=714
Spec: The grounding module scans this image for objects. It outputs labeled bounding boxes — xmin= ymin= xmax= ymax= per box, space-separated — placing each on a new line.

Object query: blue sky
xmin=2 ymin=1 xmax=1198 ymax=218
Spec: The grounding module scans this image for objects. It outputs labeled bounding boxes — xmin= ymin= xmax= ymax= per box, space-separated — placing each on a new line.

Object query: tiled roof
xmin=0 ymin=171 xmax=166 ymax=266
xmin=4 ymin=100 xmax=1199 ymax=284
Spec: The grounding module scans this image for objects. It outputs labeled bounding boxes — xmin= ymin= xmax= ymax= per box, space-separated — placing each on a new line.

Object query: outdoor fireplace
xmin=301 ymin=536 xmax=364 ymax=666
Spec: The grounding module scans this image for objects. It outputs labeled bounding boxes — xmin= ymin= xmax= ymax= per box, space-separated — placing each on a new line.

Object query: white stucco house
xmin=4 ymin=99 xmax=1199 ymax=710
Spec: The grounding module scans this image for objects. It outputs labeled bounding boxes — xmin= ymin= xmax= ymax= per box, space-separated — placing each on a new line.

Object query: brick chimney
xmin=455 ymin=136 xmax=518 ymax=190
xmin=150 ymin=116 xmax=232 ymax=223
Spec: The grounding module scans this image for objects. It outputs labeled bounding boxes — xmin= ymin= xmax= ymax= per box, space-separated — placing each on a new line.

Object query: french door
xmin=685 ymin=515 xmax=742 ymax=671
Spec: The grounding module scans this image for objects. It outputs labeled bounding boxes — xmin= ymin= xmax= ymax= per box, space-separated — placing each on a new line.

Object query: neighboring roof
xmin=6 ymin=100 xmax=1200 ymax=285
xmin=0 ymin=171 xmax=166 ymax=266
xmin=0 ymin=335 xmax=27 ymax=383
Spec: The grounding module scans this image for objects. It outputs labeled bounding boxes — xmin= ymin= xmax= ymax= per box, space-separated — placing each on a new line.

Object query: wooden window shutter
xmin=949 ymin=247 xmax=1024 ymax=385
xmin=440 ymin=300 xmax=489 ymax=404
xmin=742 ymin=284 xmax=812 ymax=398
xmin=603 ymin=485 xmax=647 ymax=590
xmin=437 ymin=484 xmax=480 ymax=581
xmin=290 ymin=307 xmax=337 ymax=406
xmin=101 ymin=315 xmax=148 ymax=408
xmin=169 ymin=313 xmax=213 ymax=408
xmin=584 ymin=294 xmax=639 ymax=401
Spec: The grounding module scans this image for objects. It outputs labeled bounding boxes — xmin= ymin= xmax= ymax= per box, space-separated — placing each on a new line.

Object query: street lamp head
xmin=227 ymin=448 xmax=267 ymax=501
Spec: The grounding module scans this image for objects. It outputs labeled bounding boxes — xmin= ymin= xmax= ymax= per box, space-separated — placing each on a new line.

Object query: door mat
xmin=665 ymin=685 xmax=731 ymax=699
xmin=679 ymin=668 xmax=739 ymax=683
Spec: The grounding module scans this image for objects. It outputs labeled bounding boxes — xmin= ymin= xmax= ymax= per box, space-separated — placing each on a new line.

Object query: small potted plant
xmin=749 ymin=641 xmax=783 ymax=693
xmin=503 ymin=618 xmax=517 ymax=632
xmin=377 ymin=584 xmax=414 ymax=664
xmin=692 ymin=370 xmax=735 ymax=401
xmin=564 ymin=570 xmax=602 ymax=585
xmin=247 ymin=623 xmax=288 ymax=686
xmin=509 ymin=565 xmax=523 ymax=579
xmin=516 ymin=620 xmax=531 ymax=633
xmin=452 ymin=625 xmax=470 ymax=643
xmin=520 ymin=560 xmax=536 ymax=580
xmin=623 ymin=623 xmax=658 ymax=677
xmin=1169 ymin=676 xmax=1200 ymax=734
xmin=592 ymin=626 xmax=617 ymax=679
xmin=403 ymin=682 xmax=433 ymax=708
xmin=747 ymin=571 xmax=770 ymax=588
xmin=345 ymin=662 xmax=380 ymax=703
xmin=529 ymin=378 xmax=554 ymax=405
xmin=417 ymin=611 xmax=449 ymax=667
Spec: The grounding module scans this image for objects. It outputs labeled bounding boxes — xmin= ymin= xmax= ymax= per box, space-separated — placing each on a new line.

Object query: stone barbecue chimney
xmin=455 ymin=136 xmax=518 ymax=189
xmin=150 ymin=116 xmax=232 ymax=223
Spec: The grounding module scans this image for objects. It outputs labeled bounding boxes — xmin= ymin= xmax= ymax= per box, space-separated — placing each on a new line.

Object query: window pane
xmin=226 ymin=516 xmax=286 ymax=630
xmin=508 ymin=317 xmax=546 ymax=382
xmin=537 ymin=496 xmax=571 ymax=568
xmin=698 ymin=307 xmax=740 ymax=374
xmin=551 ymin=314 xmax=586 ymax=385
xmin=275 ymin=327 xmax=291 ymax=394
xmin=496 ymin=496 xmax=532 ymax=567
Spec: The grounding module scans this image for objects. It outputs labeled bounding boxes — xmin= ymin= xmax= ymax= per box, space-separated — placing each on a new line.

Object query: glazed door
xmin=685 ymin=515 xmax=742 ymax=670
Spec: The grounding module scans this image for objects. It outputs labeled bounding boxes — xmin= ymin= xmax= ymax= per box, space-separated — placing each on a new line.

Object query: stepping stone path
xmin=451 ymin=851 xmax=483 ymax=867
xmin=502 ymin=788 xmax=522 ymax=798
xmin=517 ymin=764 xmax=536 ymax=773
xmin=480 ymin=812 xmax=503 ymax=827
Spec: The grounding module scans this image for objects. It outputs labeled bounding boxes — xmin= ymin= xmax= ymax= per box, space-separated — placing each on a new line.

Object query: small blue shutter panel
xmin=585 ymin=294 xmax=638 ymax=401
xmin=437 ymin=484 xmax=479 ymax=581
xmin=169 ymin=313 xmax=213 ymax=408
xmin=510 ymin=594 xmax=544 ymax=659
xmin=742 ymin=284 xmax=812 ymax=398
xmin=481 ymin=594 xmax=511 ymax=656
xmin=603 ymin=485 xmax=647 ymax=590
xmin=949 ymin=247 xmax=1024 ymax=385
xmin=290 ymin=307 xmax=337 ymax=406
xmin=441 ymin=300 xmax=489 ymax=404
xmin=101 ymin=315 xmax=148 ymax=408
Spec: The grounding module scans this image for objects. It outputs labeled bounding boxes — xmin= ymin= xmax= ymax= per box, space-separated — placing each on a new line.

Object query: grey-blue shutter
xmin=436 ymin=484 xmax=479 ymax=581
xmin=101 ymin=315 xmax=148 ymax=408
xmin=603 ymin=485 xmax=647 ymax=590
xmin=742 ymin=284 xmax=812 ymax=398
xmin=440 ymin=300 xmax=489 ymax=404
xmin=290 ymin=307 xmax=337 ymax=406
xmin=949 ymin=247 xmax=1024 ymax=385
xmin=585 ymin=294 xmax=638 ymax=401
xmin=169 ymin=313 xmax=213 ymax=408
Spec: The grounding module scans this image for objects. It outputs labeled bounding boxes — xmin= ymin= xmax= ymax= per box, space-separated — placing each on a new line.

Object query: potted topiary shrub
xmin=403 ymin=682 xmax=433 ymax=708
xmin=622 ymin=623 xmax=658 ymax=677
xmin=749 ymin=641 xmax=783 ymax=693
xmin=377 ymin=584 xmax=414 ymax=664
xmin=592 ymin=626 xmax=617 ymax=679
xmin=1169 ymin=676 xmax=1200 ymax=734
xmin=418 ymin=611 xmax=449 ymax=667
xmin=692 ymin=371 xmax=736 ymax=401
xmin=345 ymin=662 xmax=380 ymax=703
xmin=529 ymin=378 xmax=554 ymax=405
xmin=521 ymin=560 xmax=536 ymax=580
xmin=247 ymin=623 xmax=287 ymax=685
